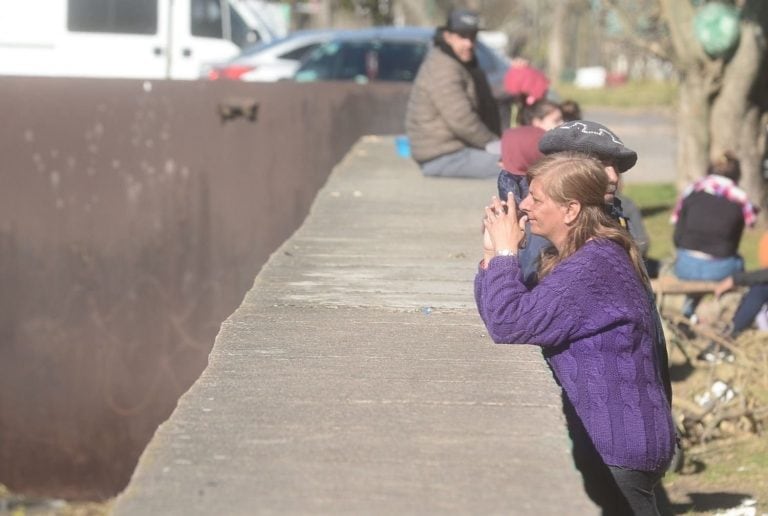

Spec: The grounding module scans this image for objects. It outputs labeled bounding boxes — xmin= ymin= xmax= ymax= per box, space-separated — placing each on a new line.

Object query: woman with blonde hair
xmin=475 ymin=152 xmax=675 ymax=515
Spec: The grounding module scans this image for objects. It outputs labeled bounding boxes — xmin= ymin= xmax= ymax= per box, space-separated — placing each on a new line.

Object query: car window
xmin=335 ymin=42 xmax=372 ymax=80
xmin=280 ymin=43 xmax=322 ymax=61
xmin=376 ymin=41 xmax=427 ymax=81
xmin=296 ymin=39 xmax=427 ymax=83
xmin=295 ymin=41 xmax=343 ymax=81
xmin=230 ymin=6 xmax=260 ymax=47
xmin=295 ymin=41 xmax=372 ymax=82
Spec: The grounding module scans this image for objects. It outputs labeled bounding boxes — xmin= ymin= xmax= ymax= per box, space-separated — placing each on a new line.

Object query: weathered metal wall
xmin=0 ymin=77 xmax=410 ymax=499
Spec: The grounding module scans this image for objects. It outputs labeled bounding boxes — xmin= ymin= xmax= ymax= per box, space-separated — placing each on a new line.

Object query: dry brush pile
xmin=662 ymin=296 xmax=768 ymax=454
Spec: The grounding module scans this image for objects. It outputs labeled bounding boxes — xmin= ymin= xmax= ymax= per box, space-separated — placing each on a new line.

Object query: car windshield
xmin=295 ymin=39 xmax=427 ymax=83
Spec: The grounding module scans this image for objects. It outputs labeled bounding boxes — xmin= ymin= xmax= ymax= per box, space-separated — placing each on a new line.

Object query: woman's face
xmin=519 ymin=178 xmax=572 ymax=249
xmin=532 ymin=108 xmax=563 ymax=131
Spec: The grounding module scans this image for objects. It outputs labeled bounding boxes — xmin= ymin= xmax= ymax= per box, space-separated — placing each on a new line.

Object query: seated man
xmin=405 ymin=9 xmax=501 ymax=178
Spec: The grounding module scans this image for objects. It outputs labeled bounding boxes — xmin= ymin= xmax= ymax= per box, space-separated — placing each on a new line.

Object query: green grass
xmin=556 ymin=81 xmax=678 ymax=108
xmin=622 ymin=182 xmax=763 ymax=270
xmin=662 ymin=436 xmax=768 ymax=515
xmin=697 ymin=437 xmax=768 ymax=490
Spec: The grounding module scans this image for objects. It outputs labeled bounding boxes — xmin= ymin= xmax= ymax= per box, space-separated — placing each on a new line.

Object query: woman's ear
xmin=563 ymin=200 xmax=581 ymax=225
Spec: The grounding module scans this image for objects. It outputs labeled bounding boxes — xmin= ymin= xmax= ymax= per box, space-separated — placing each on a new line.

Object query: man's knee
xmin=420 ymin=148 xmax=499 ymax=178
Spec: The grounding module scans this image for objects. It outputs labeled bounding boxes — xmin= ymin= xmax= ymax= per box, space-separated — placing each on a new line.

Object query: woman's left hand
xmin=483 ymin=193 xmax=526 ymax=254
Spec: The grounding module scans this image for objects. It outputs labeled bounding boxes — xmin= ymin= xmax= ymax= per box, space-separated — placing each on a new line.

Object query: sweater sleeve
xmin=475 ymin=255 xmax=585 ymax=346
xmin=732 ymin=267 xmax=768 ymax=286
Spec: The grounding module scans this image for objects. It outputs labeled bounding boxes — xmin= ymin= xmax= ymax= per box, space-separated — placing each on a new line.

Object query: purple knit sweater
xmin=475 ymin=239 xmax=675 ymax=472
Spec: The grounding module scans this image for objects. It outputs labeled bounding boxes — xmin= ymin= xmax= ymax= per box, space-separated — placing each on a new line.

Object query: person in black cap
xmin=538 ymin=119 xmax=660 ymax=273
xmin=538 ymin=120 xmax=638 ymax=229
xmin=405 ymin=8 xmax=502 ymax=178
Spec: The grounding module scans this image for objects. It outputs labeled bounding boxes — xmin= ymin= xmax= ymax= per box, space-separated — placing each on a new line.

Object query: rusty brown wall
xmin=0 ymin=78 xmax=410 ymax=499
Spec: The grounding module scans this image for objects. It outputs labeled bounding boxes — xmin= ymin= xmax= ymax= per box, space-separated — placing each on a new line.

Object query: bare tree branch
xmin=603 ymin=0 xmax=670 ymax=61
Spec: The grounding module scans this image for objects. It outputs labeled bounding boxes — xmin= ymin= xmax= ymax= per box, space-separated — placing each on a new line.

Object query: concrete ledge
xmin=113 ymin=136 xmax=597 ymax=515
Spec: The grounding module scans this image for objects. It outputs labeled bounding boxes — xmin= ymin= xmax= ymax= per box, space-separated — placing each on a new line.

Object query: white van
xmin=0 ymin=0 xmax=283 ymax=79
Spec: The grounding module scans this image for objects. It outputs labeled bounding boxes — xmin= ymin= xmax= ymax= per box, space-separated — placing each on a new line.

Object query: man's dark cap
xmin=446 ymin=9 xmax=481 ymax=36
xmin=538 ymin=120 xmax=638 ymax=172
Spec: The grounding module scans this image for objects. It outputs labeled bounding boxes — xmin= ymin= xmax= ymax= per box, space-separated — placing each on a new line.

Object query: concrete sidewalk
xmin=112 ymin=136 xmax=597 ymax=515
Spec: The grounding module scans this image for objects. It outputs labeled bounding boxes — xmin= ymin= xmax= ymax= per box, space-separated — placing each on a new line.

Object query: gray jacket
xmin=405 ymin=47 xmax=498 ymax=163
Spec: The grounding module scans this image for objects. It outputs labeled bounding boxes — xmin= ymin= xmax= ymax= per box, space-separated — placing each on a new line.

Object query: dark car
xmin=293 ymin=26 xmax=509 ymax=98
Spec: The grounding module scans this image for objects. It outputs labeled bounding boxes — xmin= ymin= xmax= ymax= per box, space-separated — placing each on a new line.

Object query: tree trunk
xmin=676 ymin=74 xmax=711 ymax=188
xmin=710 ymin=22 xmax=764 ymax=158
xmin=711 ymin=3 xmax=768 ymax=224
xmin=547 ymin=0 xmax=568 ymax=83
xmin=739 ymin=106 xmax=767 ymax=225
xmin=658 ymin=0 xmax=711 ymax=187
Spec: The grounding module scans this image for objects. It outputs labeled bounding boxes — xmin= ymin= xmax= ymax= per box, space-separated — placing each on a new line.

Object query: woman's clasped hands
xmin=482 ymin=192 xmax=528 ymax=268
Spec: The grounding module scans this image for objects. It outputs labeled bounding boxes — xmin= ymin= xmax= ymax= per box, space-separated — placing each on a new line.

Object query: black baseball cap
xmin=446 ymin=9 xmax=481 ymax=36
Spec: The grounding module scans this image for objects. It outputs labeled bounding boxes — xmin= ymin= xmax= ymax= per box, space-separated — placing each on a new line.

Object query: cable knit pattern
xmin=475 ymin=239 xmax=675 ymax=472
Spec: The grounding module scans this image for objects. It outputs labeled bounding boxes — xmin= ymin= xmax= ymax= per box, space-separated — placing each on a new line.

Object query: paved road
xmin=584 ymin=107 xmax=677 ymax=184
xmin=113 ymin=136 xmax=597 ymax=515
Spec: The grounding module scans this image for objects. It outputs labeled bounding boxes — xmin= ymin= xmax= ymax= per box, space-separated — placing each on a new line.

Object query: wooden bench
xmin=651 ymin=276 xmax=719 ymax=296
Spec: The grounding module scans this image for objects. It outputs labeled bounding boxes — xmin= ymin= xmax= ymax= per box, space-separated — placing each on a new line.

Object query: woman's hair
xmin=707 ymin=151 xmax=741 ymax=183
xmin=528 ymin=152 xmax=650 ymax=286
xmin=517 ymin=99 xmax=561 ymax=126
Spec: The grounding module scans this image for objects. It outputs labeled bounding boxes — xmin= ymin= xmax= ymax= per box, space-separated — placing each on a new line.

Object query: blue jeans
xmin=674 ymin=249 xmax=744 ymax=318
xmin=420 ymin=147 xmax=500 ymax=178
xmin=674 ymin=249 xmax=743 ymax=281
xmin=732 ymin=284 xmax=768 ymax=336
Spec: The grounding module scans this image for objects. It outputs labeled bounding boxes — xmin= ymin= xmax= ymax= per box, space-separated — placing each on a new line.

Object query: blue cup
xmin=395 ymin=135 xmax=411 ymax=158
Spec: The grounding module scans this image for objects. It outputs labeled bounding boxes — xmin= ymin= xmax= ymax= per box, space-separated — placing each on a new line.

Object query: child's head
xmin=560 ymin=99 xmax=582 ymax=122
xmin=516 ymin=100 xmax=563 ymax=130
xmin=708 ymin=151 xmax=741 ymax=183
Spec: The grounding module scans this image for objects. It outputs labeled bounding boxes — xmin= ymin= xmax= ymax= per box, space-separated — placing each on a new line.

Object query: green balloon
xmin=694 ymin=2 xmax=741 ymax=57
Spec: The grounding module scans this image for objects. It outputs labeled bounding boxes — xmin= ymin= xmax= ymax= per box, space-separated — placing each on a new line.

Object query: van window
xmin=191 ymin=0 xmax=224 ymax=39
xmin=230 ymin=8 xmax=261 ymax=48
xmin=68 ymin=0 xmax=158 ymax=34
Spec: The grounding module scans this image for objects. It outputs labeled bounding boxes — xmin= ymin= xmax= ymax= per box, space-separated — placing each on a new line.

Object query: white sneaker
xmin=755 ymin=303 xmax=768 ymax=331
